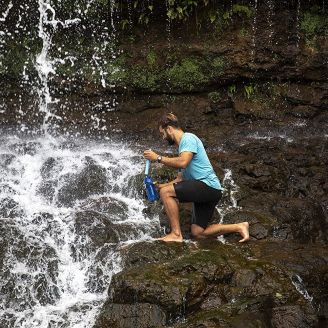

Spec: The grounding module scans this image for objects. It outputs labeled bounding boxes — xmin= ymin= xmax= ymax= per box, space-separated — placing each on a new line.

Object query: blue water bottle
xmin=144 ymin=159 xmax=159 ymax=202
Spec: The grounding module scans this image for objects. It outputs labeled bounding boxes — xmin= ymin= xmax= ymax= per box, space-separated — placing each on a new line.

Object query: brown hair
xmin=158 ymin=112 xmax=181 ymax=129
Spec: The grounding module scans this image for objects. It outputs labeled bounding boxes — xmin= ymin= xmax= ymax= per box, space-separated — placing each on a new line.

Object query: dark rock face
xmin=95 ymin=302 xmax=166 ymax=328
xmin=57 ymin=160 xmax=107 ymax=207
xmin=0 ymin=219 xmax=60 ymax=309
xmin=8 ymin=142 xmax=41 ymax=156
xmin=94 ymin=241 xmax=327 ymax=328
xmin=0 ymin=197 xmax=23 ymax=218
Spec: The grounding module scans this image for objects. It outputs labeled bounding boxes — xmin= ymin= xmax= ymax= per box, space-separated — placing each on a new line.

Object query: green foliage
xmin=244 ymin=84 xmax=255 ymax=99
xmin=211 ymin=57 xmax=225 ymax=71
xmin=299 ymin=6 xmax=328 ymax=48
xmin=146 ymin=51 xmax=157 ymax=67
xmin=232 ymin=4 xmax=254 ymax=19
xmin=239 ymin=27 xmax=250 ymax=37
xmin=300 ymin=9 xmax=327 ymax=37
xmin=208 ymin=91 xmax=221 ymax=103
xmin=228 ymin=84 xmax=237 ymax=97
xmin=223 ymin=4 xmax=255 ymax=23
xmin=167 ymin=0 xmax=209 ymax=20
xmin=121 ymin=19 xmax=129 ymax=30
xmin=166 ymin=58 xmax=206 ymax=91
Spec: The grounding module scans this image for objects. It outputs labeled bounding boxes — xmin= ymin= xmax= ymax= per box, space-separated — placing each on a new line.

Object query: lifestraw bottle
xmin=144 ymin=159 xmax=159 ymax=202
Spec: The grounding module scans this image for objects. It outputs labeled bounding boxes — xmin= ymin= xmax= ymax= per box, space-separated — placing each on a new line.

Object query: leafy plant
xmin=228 ymin=84 xmax=237 ymax=97
xmin=244 ymin=84 xmax=255 ymax=99
xmin=166 ymin=58 xmax=206 ymax=91
xmin=146 ymin=51 xmax=157 ymax=67
xmin=300 ymin=10 xmax=327 ymax=37
xmin=223 ymin=4 xmax=255 ymax=23
xmin=166 ymin=0 xmax=209 ymax=20
xmin=208 ymin=91 xmax=221 ymax=103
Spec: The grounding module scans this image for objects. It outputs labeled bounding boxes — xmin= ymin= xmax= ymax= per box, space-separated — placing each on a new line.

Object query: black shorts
xmin=173 ymin=180 xmax=222 ymax=229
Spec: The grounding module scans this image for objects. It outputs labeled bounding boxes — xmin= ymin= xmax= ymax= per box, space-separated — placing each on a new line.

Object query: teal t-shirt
xmin=178 ymin=133 xmax=223 ymax=190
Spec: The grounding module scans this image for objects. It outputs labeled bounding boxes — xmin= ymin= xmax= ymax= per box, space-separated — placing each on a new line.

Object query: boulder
xmin=95 ymin=240 xmax=325 ymax=327
xmin=57 ymin=162 xmax=107 ymax=207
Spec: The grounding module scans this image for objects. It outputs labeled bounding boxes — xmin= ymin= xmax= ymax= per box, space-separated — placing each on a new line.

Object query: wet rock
xmin=289 ymin=105 xmax=320 ymax=118
xmin=73 ymin=210 xmax=150 ymax=257
xmin=0 ymin=184 xmax=16 ymax=195
xmin=0 ymin=197 xmax=24 ymax=218
xmin=120 ymin=240 xmax=191 ymax=270
xmin=40 ymin=157 xmax=64 ymax=179
xmin=249 ymin=222 xmax=269 ymax=240
xmin=33 ymin=273 xmax=60 ymax=306
xmin=0 ymin=154 xmax=16 ymax=168
xmin=0 ymin=220 xmax=60 ymax=310
xmin=9 ymin=141 xmax=41 ymax=156
xmin=271 ymin=305 xmax=316 ymax=328
xmin=37 ymin=180 xmax=57 ymax=203
xmin=117 ymin=98 xmax=163 ymax=114
xmin=122 ymin=173 xmax=144 ymax=198
xmin=94 ymin=302 xmax=166 ymax=328
xmin=284 ymin=84 xmax=326 ymax=108
xmin=79 ymin=196 xmax=128 ymax=221
xmin=272 ymin=198 xmax=328 ymax=243
xmin=57 ymin=162 xmax=107 ymax=207
xmin=74 ymin=211 xmax=121 ymax=249
xmin=96 ymin=240 xmax=327 ymax=327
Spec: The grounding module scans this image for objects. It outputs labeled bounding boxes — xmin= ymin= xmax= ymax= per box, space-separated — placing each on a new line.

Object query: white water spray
xmin=0 ymin=135 xmax=160 ymax=327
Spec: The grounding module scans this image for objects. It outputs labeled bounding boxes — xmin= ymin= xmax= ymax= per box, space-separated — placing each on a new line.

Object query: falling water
xmin=0 ymin=1 xmax=163 ymax=326
xmin=36 ymin=0 xmax=80 ymax=131
xmin=216 ymin=169 xmax=241 ymax=243
xmin=266 ymin=0 xmax=275 ymax=45
xmin=251 ymin=0 xmax=258 ymax=61
xmin=295 ymin=0 xmax=301 ymax=49
xmin=0 ymin=1 xmax=13 ymax=22
xmin=291 ymin=274 xmax=314 ymax=304
xmin=0 ymin=135 xmax=160 ymax=327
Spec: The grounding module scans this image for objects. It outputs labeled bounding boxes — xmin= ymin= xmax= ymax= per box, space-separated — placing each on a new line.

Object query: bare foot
xmin=238 ymin=222 xmax=250 ymax=243
xmin=158 ymin=232 xmax=183 ymax=242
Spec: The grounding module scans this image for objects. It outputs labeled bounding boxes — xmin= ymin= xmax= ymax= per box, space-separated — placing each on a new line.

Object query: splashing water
xmin=215 ymin=169 xmax=241 ymax=243
xmin=251 ymin=0 xmax=258 ymax=61
xmin=291 ymin=274 xmax=313 ymax=304
xmin=0 ymin=134 xmax=160 ymax=327
xmin=36 ymin=0 xmax=81 ymax=131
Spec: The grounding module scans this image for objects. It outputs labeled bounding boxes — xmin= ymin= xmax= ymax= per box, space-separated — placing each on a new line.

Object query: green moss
xmin=300 ymin=11 xmax=327 ymax=37
xmin=239 ymin=27 xmax=250 ymax=37
xmin=153 ymin=165 xmax=177 ymax=183
xmin=232 ymin=4 xmax=255 ymax=19
xmin=131 ymin=68 xmax=158 ymax=90
xmin=208 ymin=91 xmax=221 ymax=103
xmin=300 ymin=7 xmax=328 ymax=48
xmin=165 ymin=58 xmax=206 ymax=91
xmin=223 ymin=4 xmax=255 ymax=23
xmin=146 ymin=50 xmax=157 ymax=67
xmin=211 ymin=56 xmax=225 ymax=74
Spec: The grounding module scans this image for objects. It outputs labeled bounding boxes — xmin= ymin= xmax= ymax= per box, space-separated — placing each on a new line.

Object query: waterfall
xmin=251 ymin=0 xmax=258 ymax=61
xmin=0 ymin=135 xmax=160 ymax=327
xmin=36 ymin=0 xmax=60 ymax=130
xmin=0 ymin=3 xmax=162 ymax=324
